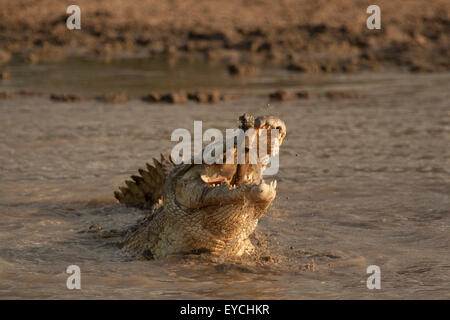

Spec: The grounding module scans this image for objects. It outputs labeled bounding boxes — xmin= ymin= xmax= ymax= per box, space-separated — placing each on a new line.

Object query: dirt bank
xmin=0 ymin=0 xmax=449 ymax=72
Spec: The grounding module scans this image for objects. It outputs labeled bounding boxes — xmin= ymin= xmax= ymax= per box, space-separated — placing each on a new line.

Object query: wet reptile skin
xmin=116 ymin=115 xmax=286 ymax=259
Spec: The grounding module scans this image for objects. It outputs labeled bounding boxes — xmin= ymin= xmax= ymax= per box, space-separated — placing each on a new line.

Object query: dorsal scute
xmin=114 ymin=154 xmax=174 ymax=209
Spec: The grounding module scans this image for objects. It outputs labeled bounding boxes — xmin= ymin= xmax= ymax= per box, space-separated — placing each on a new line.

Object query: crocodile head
xmin=119 ymin=114 xmax=287 ymax=259
xmin=161 ymin=115 xmax=287 ymax=257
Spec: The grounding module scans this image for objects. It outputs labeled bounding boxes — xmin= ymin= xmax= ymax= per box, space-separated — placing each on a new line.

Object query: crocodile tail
xmin=114 ymin=154 xmax=174 ymax=208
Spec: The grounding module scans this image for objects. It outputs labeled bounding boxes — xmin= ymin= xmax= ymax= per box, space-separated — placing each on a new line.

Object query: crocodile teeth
xmin=270 ymin=180 xmax=277 ymax=189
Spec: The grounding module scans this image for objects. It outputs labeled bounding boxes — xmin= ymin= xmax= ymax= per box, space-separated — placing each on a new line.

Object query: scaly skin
xmin=116 ymin=114 xmax=286 ymax=259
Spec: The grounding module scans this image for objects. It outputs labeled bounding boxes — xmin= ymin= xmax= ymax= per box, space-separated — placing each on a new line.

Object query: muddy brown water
xmin=0 ymin=59 xmax=449 ymax=299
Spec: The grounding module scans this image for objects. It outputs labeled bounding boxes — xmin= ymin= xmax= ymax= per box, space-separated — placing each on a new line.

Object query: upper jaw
xmin=200 ymin=115 xmax=286 ymax=192
xmin=255 ymin=116 xmax=286 ymax=140
xmin=251 ymin=116 xmax=286 ymax=162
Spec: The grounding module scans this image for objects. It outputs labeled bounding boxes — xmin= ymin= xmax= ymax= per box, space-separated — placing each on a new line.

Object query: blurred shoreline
xmin=0 ymin=0 xmax=448 ymax=73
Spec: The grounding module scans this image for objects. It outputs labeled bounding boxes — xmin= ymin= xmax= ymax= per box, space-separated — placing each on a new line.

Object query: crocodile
xmin=114 ymin=114 xmax=286 ymax=259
